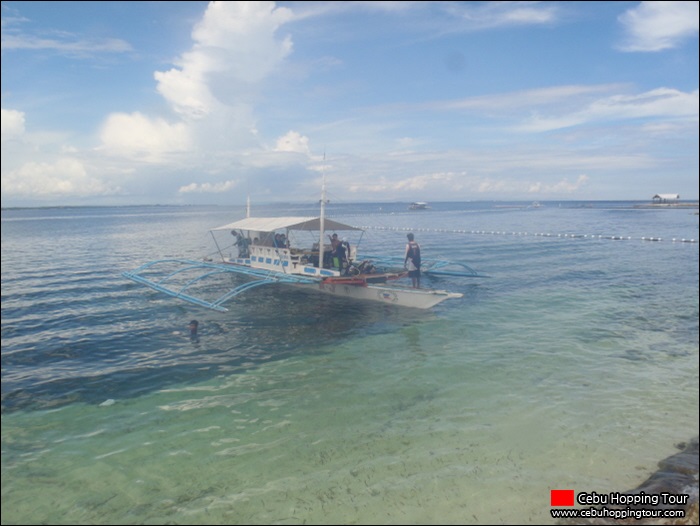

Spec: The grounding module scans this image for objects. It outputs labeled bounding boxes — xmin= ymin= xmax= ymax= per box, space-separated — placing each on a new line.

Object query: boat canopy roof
xmin=211 ymin=216 xmax=363 ymax=233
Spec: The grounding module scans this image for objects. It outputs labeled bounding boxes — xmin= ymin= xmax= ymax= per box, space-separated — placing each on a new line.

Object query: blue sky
xmin=1 ymin=1 xmax=698 ymax=207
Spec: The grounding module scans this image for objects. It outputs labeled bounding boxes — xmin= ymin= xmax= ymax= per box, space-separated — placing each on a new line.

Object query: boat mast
xmin=318 ymin=165 xmax=327 ymax=269
xmin=246 ymin=195 xmax=251 ymax=218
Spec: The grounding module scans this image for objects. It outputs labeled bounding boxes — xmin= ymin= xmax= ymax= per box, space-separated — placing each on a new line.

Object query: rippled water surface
xmin=2 ymin=202 xmax=698 ymax=524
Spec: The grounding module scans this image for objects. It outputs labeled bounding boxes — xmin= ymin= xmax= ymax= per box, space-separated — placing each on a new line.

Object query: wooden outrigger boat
xmin=123 ymin=186 xmax=484 ymax=311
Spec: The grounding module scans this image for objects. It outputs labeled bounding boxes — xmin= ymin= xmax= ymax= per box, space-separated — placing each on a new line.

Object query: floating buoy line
xmin=350 ymin=224 xmax=697 ymax=244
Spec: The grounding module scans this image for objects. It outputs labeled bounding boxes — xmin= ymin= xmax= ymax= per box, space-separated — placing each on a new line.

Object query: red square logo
xmin=551 ymin=489 xmax=575 ymax=506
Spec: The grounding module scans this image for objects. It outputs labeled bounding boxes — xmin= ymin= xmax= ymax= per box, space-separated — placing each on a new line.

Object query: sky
xmin=1 ymin=1 xmax=698 ymax=207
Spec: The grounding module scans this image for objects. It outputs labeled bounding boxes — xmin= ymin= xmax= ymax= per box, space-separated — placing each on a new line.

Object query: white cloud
xmin=154 ymin=1 xmax=293 ymax=119
xmin=344 ymin=169 xmax=591 ymax=199
xmin=274 ymin=130 xmax=310 ymax=154
xmin=439 ymin=84 xmax=624 ymax=112
xmin=178 ymin=180 xmax=239 ymax=194
xmin=1 ymin=34 xmax=132 ymax=55
xmin=1 ymin=8 xmax=132 ymax=57
xmin=87 ymin=2 xmax=301 ymax=197
xmin=191 ymin=1 xmax=293 ymax=82
xmin=391 ymin=84 xmax=698 ymax=133
xmin=518 ymin=87 xmax=699 ymax=132
xmin=586 ymin=88 xmax=699 ymax=120
xmin=97 ymin=1 xmax=300 ymax=177
xmin=528 ymin=175 xmax=589 ymax=194
xmin=443 ymin=1 xmax=558 ymax=30
xmin=153 ymin=63 xmax=216 ymax=119
xmin=618 ymin=1 xmax=699 ymax=52
xmin=1 ymin=108 xmax=26 ymax=142
xmin=347 ymin=172 xmax=460 ymax=194
xmin=98 ymin=112 xmax=190 ymax=162
xmin=1 ymin=158 xmax=119 ymax=197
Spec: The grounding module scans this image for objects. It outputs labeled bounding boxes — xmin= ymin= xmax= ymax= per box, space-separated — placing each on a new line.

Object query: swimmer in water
xmin=189 ymin=320 xmax=199 ymax=339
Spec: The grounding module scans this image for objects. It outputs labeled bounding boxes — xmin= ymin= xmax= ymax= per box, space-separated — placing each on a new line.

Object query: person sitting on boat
xmin=404 ymin=233 xmax=421 ymax=288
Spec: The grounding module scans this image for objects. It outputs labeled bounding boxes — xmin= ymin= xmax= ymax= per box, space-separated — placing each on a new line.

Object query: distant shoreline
xmin=633 ymin=202 xmax=699 ymax=209
xmin=2 ymin=200 xmax=699 ymax=212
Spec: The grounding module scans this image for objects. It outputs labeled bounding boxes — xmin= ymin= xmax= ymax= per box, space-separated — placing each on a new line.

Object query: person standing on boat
xmin=324 ymin=233 xmax=340 ymax=268
xmin=340 ymin=237 xmax=351 ymax=269
xmin=231 ymin=230 xmax=250 ymax=258
xmin=332 ymin=237 xmax=350 ymax=274
xmin=404 ymin=233 xmax=421 ymax=288
xmin=328 ymin=233 xmax=340 ymax=252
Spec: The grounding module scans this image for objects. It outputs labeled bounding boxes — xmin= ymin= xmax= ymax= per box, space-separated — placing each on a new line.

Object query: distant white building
xmin=652 ymin=193 xmax=680 ymax=203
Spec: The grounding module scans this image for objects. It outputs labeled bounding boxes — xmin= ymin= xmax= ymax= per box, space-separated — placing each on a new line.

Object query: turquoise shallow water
xmin=1 ymin=202 xmax=698 ymax=524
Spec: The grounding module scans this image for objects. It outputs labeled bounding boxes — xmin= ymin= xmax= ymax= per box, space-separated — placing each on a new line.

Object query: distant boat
xmin=408 ymin=202 xmax=430 ymax=210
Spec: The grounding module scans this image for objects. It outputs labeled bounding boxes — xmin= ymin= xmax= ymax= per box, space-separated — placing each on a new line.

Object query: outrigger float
xmin=124 ymin=188 xmax=484 ymax=311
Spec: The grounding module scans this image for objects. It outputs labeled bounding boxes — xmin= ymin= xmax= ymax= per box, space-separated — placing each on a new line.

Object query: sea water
xmin=1 ymin=202 xmax=698 ymax=524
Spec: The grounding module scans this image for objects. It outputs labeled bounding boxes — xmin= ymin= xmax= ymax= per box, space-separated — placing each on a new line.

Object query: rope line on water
xmin=352 ymin=225 xmax=698 ymax=243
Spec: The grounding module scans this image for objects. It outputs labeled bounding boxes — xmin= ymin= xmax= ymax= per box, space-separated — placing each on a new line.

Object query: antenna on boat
xmin=246 ymin=195 xmax=251 ymax=218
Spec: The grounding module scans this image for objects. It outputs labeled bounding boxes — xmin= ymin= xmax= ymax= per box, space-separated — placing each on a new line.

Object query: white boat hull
xmin=301 ymin=281 xmax=462 ymax=309
xmin=227 ymin=253 xmax=463 ymax=309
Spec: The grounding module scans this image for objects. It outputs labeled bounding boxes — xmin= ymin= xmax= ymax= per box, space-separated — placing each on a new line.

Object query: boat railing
xmin=248 ymin=245 xmax=292 ymax=273
xmin=248 ymin=245 xmax=341 ymax=278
